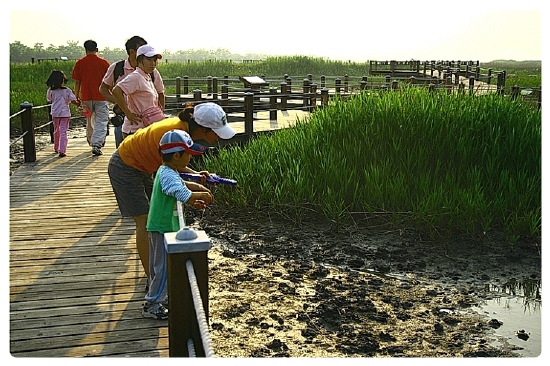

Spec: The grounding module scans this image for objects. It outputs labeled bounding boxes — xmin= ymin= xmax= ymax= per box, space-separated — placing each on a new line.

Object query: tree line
xmin=9 ymin=40 xmax=269 ymax=64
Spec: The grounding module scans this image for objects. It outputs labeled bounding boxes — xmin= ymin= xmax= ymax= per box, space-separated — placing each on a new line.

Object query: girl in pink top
xmin=112 ymin=45 xmax=165 ymax=138
xmin=46 ymin=70 xmax=80 ymax=157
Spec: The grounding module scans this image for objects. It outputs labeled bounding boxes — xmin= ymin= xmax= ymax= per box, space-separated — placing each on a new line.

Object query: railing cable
xmin=185 ymin=259 xmax=215 ymax=357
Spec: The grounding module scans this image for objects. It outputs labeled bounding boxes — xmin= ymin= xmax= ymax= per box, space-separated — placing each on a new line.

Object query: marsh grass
xmin=197 ymin=87 xmax=541 ymax=239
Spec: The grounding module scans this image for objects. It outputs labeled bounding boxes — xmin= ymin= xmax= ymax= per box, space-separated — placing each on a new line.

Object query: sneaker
xmin=91 ymin=146 xmax=103 ymax=156
xmin=58 ymin=153 xmax=66 ymax=158
xmin=161 ymin=297 xmax=169 ymax=309
xmin=142 ymin=302 xmax=168 ymax=320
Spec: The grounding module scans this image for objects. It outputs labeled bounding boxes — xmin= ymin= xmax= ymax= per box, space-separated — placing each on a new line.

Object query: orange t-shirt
xmin=72 ymin=54 xmax=110 ymax=101
xmin=117 ymin=117 xmax=189 ymax=174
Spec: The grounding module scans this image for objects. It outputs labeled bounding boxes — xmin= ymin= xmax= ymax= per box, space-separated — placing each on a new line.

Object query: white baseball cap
xmin=193 ymin=103 xmax=236 ymax=139
xmin=136 ymin=45 xmax=162 ymax=59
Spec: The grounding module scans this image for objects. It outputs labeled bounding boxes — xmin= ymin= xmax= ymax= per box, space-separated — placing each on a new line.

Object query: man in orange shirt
xmin=72 ymin=40 xmax=111 ymax=156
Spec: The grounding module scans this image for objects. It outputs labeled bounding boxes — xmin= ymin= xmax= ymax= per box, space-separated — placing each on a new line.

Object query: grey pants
xmin=83 ymin=100 xmax=109 ymax=148
xmin=145 ymin=231 xmax=168 ymax=304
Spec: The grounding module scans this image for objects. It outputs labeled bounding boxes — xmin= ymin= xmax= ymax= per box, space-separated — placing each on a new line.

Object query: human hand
xmin=191 ymin=200 xmax=208 ymax=210
xmin=126 ymin=112 xmax=142 ymax=125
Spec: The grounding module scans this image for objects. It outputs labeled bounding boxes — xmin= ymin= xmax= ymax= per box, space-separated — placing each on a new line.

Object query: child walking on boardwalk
xmin=46 ymin=70 xmax=80 ymax=158
xmin=143 ymin=129 xmax=214 ymax=319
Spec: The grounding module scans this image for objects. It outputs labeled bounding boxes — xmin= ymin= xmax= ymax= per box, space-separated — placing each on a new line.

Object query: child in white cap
xmin=142 ymin=129 xmax=214 ymax=320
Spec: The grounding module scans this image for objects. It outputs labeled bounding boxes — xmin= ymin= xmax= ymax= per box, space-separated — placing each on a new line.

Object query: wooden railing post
xmin=176 ymin=77 xmax=182 ymax=103
xmin=212 ymin=77 xmax=218 ymax=100
xmin=193 ymin=89 xmax=203 ymax=102
xmin=165 ymin=228 xmax=211 ymax=357
xmin=469 ymin=76 xmax=475 ymax=94
xmin=335 ymin=78 xmax=341 ymax=94
xmin=321 ymin=88 xmax=329 ymax=106
xmin=511 ymin=85 xmax=520 ymax=101
xmin=320 ymin=75 xmax=326 ymax=88
xmin=269 ymin=87 xmax=278 ymax=120
xmin=280 ymin=82 xmax=288 ymax=111
xmin=207 ymin=76 xmax=213 ymax=96
xmin=183 ymin=76 xmax=189 ymax=94
xmin=221 ymin=84 xmax=228 ymax=107
xmin=344 ymin=74 xmax=349 ymax=93
xmin=310 ymin=83 xmax=317 ymax=111
xmin=244 ymin=92 xmax=254 ymax=135
xmin=20 ymin=101 xmax=36 ymax=163
xmin=302 ymin=79 xmax=310 ymax=109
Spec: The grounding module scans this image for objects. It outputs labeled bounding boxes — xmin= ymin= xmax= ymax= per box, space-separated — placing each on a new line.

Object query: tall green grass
xmin=197 ymin=88 xmax=541 ymax=239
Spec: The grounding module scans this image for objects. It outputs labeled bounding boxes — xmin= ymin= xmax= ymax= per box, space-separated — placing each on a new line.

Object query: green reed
xmin=198 ymin=87 xmax=541 ymax=239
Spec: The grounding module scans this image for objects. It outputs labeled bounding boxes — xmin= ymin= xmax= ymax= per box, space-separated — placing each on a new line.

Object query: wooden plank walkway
xmin=8 ymin=112 xmax=306 ymax=357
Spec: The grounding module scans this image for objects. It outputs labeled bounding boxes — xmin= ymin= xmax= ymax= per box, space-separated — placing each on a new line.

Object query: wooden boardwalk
xmin=8 ymin=111 xmax=307 ymax=358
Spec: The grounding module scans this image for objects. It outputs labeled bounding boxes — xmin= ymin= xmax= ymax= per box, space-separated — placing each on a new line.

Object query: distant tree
xmin=10 ymin=42 xmax=268 ymax=64
xmin=9 ymin=41 xmax=32 ymax=63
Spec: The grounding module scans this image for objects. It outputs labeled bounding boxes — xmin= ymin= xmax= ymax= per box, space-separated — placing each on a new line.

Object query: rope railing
xmin=185 ymin=259 xmax=215 ymax=357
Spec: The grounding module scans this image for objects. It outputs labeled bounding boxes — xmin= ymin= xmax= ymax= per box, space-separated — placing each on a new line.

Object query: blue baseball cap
xmin=159 ymin=130 xmax=206 ymax=155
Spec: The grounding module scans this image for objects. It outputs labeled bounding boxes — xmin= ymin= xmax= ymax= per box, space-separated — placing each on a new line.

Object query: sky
xmin=4 ymin=0 xmax=544 ymax=62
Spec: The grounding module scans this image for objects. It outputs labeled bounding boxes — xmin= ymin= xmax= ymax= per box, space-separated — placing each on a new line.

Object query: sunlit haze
xmin=6 ymin=0 xmax=543 ymax=62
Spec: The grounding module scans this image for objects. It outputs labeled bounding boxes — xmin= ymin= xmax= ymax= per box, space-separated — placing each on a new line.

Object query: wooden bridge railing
xmin=11 ymin=72 xmax=540 ymax=163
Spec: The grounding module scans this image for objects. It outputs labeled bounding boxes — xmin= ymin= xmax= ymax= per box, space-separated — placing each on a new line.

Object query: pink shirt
xmin=102 ymin=59 xmax=164 ymax=90
xmin=47 ymin=87 xmax=77 ymax=117
xmin=115 ymin=67 xmax=164 ymax=134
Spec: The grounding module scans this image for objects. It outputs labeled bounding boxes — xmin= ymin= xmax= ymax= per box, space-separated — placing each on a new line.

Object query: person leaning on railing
xmin=107 ymin=102 xmax=235 ymax=285
xmin=142 ymin=130 xmax=214 ymax=320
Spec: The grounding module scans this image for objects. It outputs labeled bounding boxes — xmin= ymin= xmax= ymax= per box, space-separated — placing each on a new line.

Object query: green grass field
xmin=9 ymin=57 xmax=541 ymax=241
xmin=195 ymin=87 xmax=541 ymax=241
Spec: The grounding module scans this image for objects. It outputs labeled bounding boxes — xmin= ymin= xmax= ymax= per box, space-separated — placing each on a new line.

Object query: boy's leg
xmin=145 ymin=231 xmax=168 ymax=304
xmin=142 ymin=231 xmax=169 ymax=320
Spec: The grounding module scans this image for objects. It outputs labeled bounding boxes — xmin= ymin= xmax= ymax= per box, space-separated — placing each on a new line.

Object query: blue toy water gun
xmin=180 ymin=172 xmax=237 ymax=186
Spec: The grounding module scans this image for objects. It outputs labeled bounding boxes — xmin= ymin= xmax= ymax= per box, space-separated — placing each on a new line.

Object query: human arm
xmin=73 ymin=80 xmax=81 ymax=101
xmin=112 ymin=85 xmax=142 ymax=125
xmin=153 ymin=69 xmax=165 ymax=110
xmin=160 ymin=167 xmax=213 ymax=208
xmin=99 ymin=82 xmax=116 ymax=104
xmin=158 ymin=92 xmax=165 ymax=110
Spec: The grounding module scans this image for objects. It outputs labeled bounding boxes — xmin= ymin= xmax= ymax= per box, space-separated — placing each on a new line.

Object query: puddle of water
xmin=472 ymin=278 xmax=541 ymax=357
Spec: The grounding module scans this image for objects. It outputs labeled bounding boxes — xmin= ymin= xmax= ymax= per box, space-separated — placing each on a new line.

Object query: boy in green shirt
xmin=143 ymin=130 xmax=213 ymax=319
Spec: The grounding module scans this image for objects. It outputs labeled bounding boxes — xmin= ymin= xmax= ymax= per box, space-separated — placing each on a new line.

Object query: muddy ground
xmin=192 ymin=206 xmax=541 ymax=358
xmin=10 ymin=126 xmax=542 ymax=358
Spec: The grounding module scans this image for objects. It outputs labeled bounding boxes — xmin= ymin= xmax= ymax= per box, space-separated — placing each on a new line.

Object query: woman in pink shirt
xmin=46 ymin=70 xmax=80 ymax=157
xmin=112 ymin=45 xmax=166 ymax=139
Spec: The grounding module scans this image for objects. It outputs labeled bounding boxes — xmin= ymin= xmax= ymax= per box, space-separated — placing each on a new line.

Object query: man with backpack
xmin=99 ymin=36 xmax=165 ymax=147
